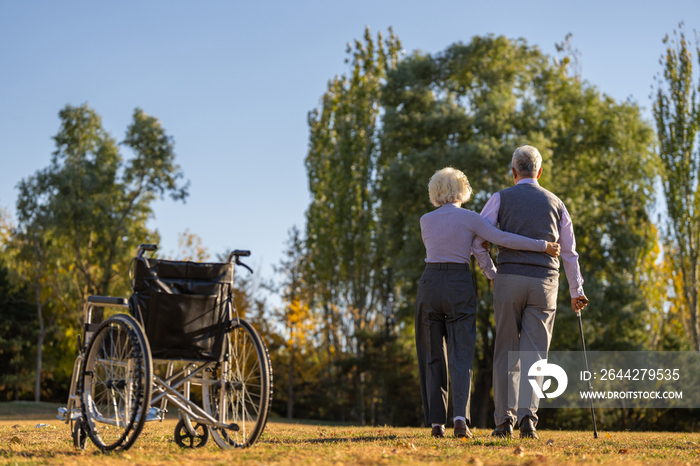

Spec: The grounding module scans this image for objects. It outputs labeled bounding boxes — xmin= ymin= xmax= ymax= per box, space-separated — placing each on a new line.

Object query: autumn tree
xmin=171 ymin=229 xmax=210 ymax=262
xmin=273 ymin=227 xmax=314 ymax=418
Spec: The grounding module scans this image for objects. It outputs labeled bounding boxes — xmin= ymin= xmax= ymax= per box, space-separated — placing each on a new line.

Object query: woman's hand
xmin=545 ymin=242 xmax=561 ymax=257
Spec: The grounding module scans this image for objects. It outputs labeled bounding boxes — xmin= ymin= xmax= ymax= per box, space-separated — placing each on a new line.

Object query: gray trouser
xmin=492 ymin=273 xmax=557 ymax=427
xmin=415 ymin=263 xmax=477 ymax=426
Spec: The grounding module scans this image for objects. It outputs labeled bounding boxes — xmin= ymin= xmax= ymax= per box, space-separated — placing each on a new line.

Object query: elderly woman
xmin=416 ymin=167 xmax=560 ymax=439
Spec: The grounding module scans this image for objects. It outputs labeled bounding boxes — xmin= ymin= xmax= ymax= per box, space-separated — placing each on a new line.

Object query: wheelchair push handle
xmin=228 ymin=249 xmax=253 ymax=274
xmin=137 ymin=244 xmax=158 ymax=258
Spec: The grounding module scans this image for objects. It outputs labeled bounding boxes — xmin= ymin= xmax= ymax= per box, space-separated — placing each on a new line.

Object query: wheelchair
xmin=58 ymin=244 xmax=273 ymax=451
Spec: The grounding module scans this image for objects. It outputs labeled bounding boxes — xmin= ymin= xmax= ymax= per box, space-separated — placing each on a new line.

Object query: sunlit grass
xmin=1 ymin=403 xmax=699 ymax=465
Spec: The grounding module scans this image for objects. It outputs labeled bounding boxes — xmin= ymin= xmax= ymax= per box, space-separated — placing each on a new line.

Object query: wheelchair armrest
xmin=87 ymin=296 xmax=129 ymax=308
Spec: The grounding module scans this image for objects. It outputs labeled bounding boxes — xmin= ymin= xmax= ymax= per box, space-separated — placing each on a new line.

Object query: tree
xmin=14 ymin=103 xmax=188 ymax=401
xmin=0 ymin=206 xmax=36 ymax=401
xmin=171 ymin=229 xmax=210 ymax=262
xmin=273 ymin=227 xmax=314 ymax=418
xmin=305 ymin=27 xmax=402 ymax=423
xmin=653 ymin=25 xmax=700 ymax=350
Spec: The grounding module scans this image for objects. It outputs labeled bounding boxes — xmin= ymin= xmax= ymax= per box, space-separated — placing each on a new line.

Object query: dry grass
xmin=1 ymin=403 xmax=699 ymax=465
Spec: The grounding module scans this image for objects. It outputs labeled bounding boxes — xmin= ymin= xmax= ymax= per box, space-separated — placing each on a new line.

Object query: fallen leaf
xmin=514 ymin=445 xmax=525 ymax=457
xmin=606 ymin=432 xmax=612 ymax=439
xmin=619 ymin=449 xmax=628 ymax=454
xmin=10 ymin=437 xmax=21 ymax=445
xmin=536 ymin=454 xmax=547 ymax=461
xmin=461 ymin=436 xmax=468 ymax=442
xmin=469 ymin=458 xmax=483 ymax=466
xmin=546 ymin=438 xmax=554 ymax=446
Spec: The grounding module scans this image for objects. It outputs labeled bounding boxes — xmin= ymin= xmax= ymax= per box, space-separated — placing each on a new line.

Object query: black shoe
xmin=453 ymin=419 xmax=473 ymax=439
xmin=519 ymin=416 xmax=539 ymax=439
xmin=431 ymin=425 xmax=445 ymax=438
xmin=491 ymin=420 xmax=513 ymax=438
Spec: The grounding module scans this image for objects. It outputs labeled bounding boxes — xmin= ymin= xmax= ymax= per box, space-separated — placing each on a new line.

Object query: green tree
xmin=653 ymin=25 xmax=700 ymax=350
xmin=305 ymin=27 xmax=402 ymax=423
xmin=0 ymin=206 xmax=36 ymax=401
xmin=0 ymin=260 xmax=36 ymax=401
xmin=14 ymin=103 xmax=188 ymax=401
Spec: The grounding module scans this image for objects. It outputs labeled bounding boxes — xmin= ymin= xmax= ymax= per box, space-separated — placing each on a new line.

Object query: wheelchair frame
xmin=58 ymin=244 xmax=272 ymax=451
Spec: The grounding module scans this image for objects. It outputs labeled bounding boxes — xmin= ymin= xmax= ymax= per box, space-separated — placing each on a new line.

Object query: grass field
xmin=1 ymin=402 xmax=699 ymax=465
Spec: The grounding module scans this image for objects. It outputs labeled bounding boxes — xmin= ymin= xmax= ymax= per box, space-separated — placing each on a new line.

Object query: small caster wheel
xmin=72 ymin=418 xmax=87 ymax=450
xmin=174 ymin=419 xmax=209 ymax=448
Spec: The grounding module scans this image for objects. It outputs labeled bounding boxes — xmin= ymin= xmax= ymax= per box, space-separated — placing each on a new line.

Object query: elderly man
xmin=476 ymin=145 xmax=588 ymax=439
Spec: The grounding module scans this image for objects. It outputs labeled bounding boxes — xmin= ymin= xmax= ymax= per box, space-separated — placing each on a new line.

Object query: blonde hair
xmin=428 ymin=167 xmax=472 ymax=207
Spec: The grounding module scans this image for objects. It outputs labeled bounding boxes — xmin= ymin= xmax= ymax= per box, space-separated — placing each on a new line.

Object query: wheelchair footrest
xmin=144 ymin=407 xmax=166 ymax=422
xmin=57 ymin=407 xmax=81 ymax=422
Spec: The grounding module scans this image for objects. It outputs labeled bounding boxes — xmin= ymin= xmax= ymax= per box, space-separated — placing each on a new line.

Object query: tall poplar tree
xmin=653 ymin=26 xmax=700 ymax=351
xmin=305 ymin=27 xmax=401 ymax=423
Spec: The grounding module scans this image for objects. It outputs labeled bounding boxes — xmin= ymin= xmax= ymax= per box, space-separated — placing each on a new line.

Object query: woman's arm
xmin=470 ymin=212 xmax=559 ymax=255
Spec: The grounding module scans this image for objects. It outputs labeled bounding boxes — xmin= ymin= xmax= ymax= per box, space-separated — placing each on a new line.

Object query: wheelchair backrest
xmin=129 ymin=258 xmax=234 ymax=361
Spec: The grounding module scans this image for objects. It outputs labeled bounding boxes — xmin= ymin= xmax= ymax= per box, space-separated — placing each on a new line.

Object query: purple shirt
xmin=476 ymin=178 xmax=585 ymax=298
xmin=420 ymin=203 xmax=547 ymax=268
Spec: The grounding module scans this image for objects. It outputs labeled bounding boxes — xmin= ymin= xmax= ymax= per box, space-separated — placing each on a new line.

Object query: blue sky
xmin=1 ymin=0 xmax=697 ymax=285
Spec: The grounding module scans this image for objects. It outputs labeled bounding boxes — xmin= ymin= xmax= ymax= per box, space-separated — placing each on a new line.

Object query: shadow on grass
xmin=267 ymin=416 xmax=355 ymax=427
xmin=263 ymin=434 xmax=399 ymax=445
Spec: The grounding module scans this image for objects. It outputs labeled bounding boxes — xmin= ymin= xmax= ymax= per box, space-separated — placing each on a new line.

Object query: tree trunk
xmin=691 ymin=262 xmax=700 ymax=351
xmin=34 ymin=240 xmax=45 ymax=403
xmin=471 ymin=359 xmax=493 ymax=428
xmin=287 ymin=345 xmax=295 ymax=419
xmin=35 ymin=329 xmax=45 ymax=402
xmin=359 ymin=370 xmax=366 ymax=425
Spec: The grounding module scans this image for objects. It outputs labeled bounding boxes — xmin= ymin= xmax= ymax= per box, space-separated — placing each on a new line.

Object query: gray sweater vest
xmin=497 ymin=183 xmax=563 ymax=278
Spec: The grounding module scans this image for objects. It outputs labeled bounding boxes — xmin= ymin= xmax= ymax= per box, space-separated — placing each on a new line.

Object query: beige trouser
xmin=492 ymin=273 xmax=558 ymax=427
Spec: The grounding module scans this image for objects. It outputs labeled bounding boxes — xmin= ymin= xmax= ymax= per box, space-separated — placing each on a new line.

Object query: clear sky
xmin=1 ymin=0 xmax=698 ymax=284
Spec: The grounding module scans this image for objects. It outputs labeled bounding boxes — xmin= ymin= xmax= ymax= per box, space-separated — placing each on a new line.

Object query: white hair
xmin=428 ymin=167 xmax=472 ymax=207
xmin=511 ymin=145 xmax=542 ymax=178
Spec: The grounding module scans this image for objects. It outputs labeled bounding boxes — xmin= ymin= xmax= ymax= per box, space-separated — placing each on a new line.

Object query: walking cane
xmin=576 ymin=301 xmax=599 ymax=439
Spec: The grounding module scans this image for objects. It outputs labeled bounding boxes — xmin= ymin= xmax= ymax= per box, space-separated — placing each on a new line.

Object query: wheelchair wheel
xmin=71 ymin=417 xmax=87 ymax=450
xmin=174 ymin=419 xmax=209 ymax=448
xmin=80 ymin=314 xmax=152 ymax=451
xmin=202 ymin=319 xmax=272 ymax=448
